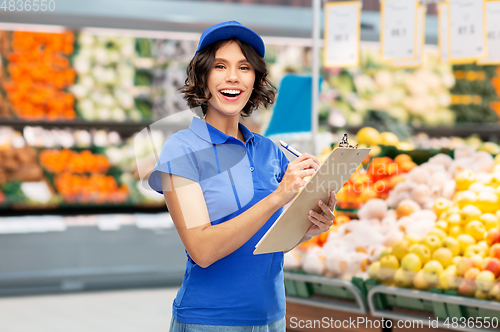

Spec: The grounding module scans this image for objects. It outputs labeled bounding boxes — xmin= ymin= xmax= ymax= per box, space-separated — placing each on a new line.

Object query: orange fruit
xmin=400 ymin=161 xmax=417 ymax=173
xmin=374 ymin=179 xmax=390 ymax=194
xmin=389 ymin=174 xmax=406 ymax=189
xmin=396 ymin=202 xmax=417 ymax=219
xmin=356 ymin=127 xmax=381 ymax=146
xmin=359 ymin=187 xmax=379 ymax=203
xmin=395 ymin=154 xmax=412 ymax=165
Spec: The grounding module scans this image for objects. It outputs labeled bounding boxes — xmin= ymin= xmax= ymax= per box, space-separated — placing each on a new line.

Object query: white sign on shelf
xmin=391 ymin=6 xmax=426 ymax=68
xmin=380 ymin=0 xmax=419 ymax=61
xmin=324 ymin=1 xmax=361 ymax=67
xmin=477 ymin=0 xmax=500 ymax=65
xmin=448 ymin=0 xmax=487 ymax=64
xmin=438 ymin=2 xmax=449 ymax=63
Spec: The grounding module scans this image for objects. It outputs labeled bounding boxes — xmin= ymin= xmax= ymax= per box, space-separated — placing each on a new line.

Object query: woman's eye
xmin=240 ymin=66 xmax=250 ymax=70
xmin=215 ymin=65 xmax=225 ymax=69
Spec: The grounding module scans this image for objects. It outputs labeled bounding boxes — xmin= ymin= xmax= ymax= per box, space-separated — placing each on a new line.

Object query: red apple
xmin=491 ymin=243 xmax=500 ymax=259
xmin=486 ymin=228 xmax=500 ymax=246
xmin=458 ymin=279 xmax=476 ymax=297
xmin=464 ymin=267 xmax=481 ymax=280
xmin=484 ymin=258 xmax=500 ymax=278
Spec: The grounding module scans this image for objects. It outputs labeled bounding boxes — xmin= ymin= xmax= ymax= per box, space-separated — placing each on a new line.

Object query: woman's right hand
xmin=273 ymin=153 xmax=321 ymax=207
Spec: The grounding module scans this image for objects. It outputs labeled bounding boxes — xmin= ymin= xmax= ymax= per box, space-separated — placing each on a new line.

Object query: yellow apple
xmin=477 ymin=241 xmax=490 ymax=252
xmin=442 ymin=237 xmax=460 ymax=256
xmin=465 ymin=245 xmax=487 ymax=258
xmin=460 ymin=205 xmax=482 ymax=225
xmin=392 ymin=240 xmax=411 ymax=261
xmin=394 ymin=268 xmax=414 ymax=288
xmin=452 ymin=256 xmax=462 ymax=266
xmin=476 ymin=270 xmax=496 ymax=292
xmin=475 ymin=289 xmax=489 ymax=300
xmin=470 ymin=254 xmax=485 ymax=269
xmin=465 ymin=220 xmax=486 ymax=241
xmin=439 ymin=265 xmax=459 ymax=290
xmin=435 ymin=220 xmax=449 ymax=233
xmin=480 ymin=213 xmax=500 ymax=231
xmin=380 ymin=248 xmax=392 ymax=258
xmin=469 ymin=182 xmax=486 ymax=193
xmin=455 ymin=170 xmax=475 ymax=191
xmin=449 ymin=226 xmax=464 ymax=238
xmin=368 ymin=262 xmax=381 ymax=281
xmin=421 ymin=234 xmax=442 ymax=253
xmin=380 ymin=255 xmax=400 ymax=281
xmin=457 ymin=234 xmax=477 ymax=255
xmin=404 ymin=234 xmax=421 ymax=246
xmin=413 ymin=270 xmax=430 ymax=290
xmin=456 ymin=257 xmax=474 ymax=276
xmin=410 ymin=244 xmax=431 ymax=265
xmin=447 ymin=213 xmax=462 ymax=227
xmin=455 ymin=191 xmax=478 ymax=209
xmin=433 ymin=198 xmax=452 ymax=217
xmin=488 ymin=284 xmax=500 ymax=301
xmin=477 ymin=192 xmax=499 ymax=214
xmin=432 ymin=248 xmax=453 ymax=268
xmin=423 ymin=260 xmax=444 ymax=286
xmin=428 ymin=228 xmax=447 ymax=241
xmin=401 ymin=253 xmax=422 ymax=272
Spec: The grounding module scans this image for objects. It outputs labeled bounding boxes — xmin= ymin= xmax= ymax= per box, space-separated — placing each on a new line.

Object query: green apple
xmin=410 ymin=244 xmax=431 ymax=265
xmin=428 ymin=228 xmax=447 ymax=241
xmin=476 ymin=270 xmax=496 ymax=292
xmin=413 ymin=270 xmax=430 ymax=290
xmin=380 ymin=255 xmax=399 ymax=281
xmin=465 ymin=220 xmax=486 ymax=241
xmin=464 ymin=245 xmax=486 ymax=258
xmin=394 ymin=268 xmax=414 ymax=288
xmin=421 ymin=235 xmax=442 ymax=253
xmin=442 ymin=237 xmax=460 ymax=256
xmin=401 ymin=253 xmax=422 ymax=272
xmin=423 ymin=260 xmax=444 ymax=286
xmin=457 ymin=234 xmax=477 ymax=255
xmin=432 ymin=248 xmax=453 ymax=268
xmin=392 ymin=240 xmax=411 ymax=261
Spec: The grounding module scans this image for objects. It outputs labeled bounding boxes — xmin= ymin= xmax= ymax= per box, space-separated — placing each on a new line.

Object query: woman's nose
xmin=225 ymin=67 xmax=240 ymax=82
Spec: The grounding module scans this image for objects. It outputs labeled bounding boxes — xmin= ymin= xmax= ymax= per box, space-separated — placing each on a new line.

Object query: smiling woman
xmin=147 ymin=20 xmax=336 ymax=332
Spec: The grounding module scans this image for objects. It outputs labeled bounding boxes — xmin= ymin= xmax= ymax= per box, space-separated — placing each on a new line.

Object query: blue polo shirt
xmin=148 ymin=116 xmax=290 ymax=326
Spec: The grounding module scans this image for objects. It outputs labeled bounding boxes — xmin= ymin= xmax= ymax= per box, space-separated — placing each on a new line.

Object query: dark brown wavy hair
xmin=179 ymin=37 xmax=276 ymax=118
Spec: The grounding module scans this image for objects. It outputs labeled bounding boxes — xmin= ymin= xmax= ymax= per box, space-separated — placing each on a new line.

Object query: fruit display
xmin=70 ymin=33 xmax=146 ymax=121
xmin=39 ymin=149 xmax=110 ymax=174
xmin=23 ymin=126 xmax=122 ymax=149
xmin=322 ymin=49 xmax=457 ymax=127
xmin=1 ymin=31 xmax=76 ymax=120
xmin=367 ymin=152 xmax=500 ymax=300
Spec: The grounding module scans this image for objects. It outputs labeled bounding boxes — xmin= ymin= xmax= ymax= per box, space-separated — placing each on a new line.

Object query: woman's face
xmin=206 ymin=41 xmax=255 ymax=117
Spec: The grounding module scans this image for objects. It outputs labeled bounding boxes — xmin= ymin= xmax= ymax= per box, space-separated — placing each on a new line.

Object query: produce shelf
xmin=284 ymin=271 xmax=368 ymax=315
xmin=367 ymin=284 xmax=500 ymax=332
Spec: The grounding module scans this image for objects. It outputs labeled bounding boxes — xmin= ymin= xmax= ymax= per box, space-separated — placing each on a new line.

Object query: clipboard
xmin=254 ymin=142 xmax=370 ymax=255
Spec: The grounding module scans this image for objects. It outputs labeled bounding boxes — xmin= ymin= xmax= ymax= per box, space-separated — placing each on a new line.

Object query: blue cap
xmin=195 ymin=21 xmax=265 ymax=58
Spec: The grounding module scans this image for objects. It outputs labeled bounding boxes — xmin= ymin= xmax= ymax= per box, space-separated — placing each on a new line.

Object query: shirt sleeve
xmin=147 ymin=136 xmax=200 ymax=194
xmin=276 ymin=145 xmax=290 ymax=183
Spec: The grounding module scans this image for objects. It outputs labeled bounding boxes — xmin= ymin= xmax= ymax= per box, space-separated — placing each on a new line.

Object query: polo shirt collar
xmin=189 ymin=116 xmax=255 ymax=144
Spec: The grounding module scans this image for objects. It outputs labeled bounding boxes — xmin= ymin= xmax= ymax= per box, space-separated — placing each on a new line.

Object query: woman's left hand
xmin=304 ymin=190 xmax=337 ymax=238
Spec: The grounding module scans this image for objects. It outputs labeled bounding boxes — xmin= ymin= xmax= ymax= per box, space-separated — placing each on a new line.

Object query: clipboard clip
xmin=339 ymin=133 xmax=358 ymax=149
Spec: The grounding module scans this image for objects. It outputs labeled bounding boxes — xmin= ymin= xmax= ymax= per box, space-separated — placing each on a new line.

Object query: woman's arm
xmin=163 ymin=153 xmax=321 ymax=268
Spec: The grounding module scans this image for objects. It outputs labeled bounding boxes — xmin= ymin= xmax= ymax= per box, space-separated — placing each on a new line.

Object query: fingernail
xmin=309 ymin=211 xmax=314 ymax=216
xmin=319 ymin=201 xmax=323 ymax=205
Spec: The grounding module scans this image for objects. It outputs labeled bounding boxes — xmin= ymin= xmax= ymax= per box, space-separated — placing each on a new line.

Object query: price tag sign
xmin=438 ymin=2 xmax=449 ymax=63
xmin=391 ymin=6 xmax=426 ymax=68
xmin=448 ymin=0 xmax=487 ymax=64
xmin=381 ymin=0 xmax=419 ymax=61
xmin=478 ymin=0 xmax=500 ymax=64
xmin=324 ymin=1 xmax=361 ymax=67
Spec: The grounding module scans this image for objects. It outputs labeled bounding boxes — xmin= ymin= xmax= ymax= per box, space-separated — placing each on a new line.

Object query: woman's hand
xmin=273 ymin=153 xmax=321 ymax=207
xmin=304 ymin=190 xmax=337 ymax=238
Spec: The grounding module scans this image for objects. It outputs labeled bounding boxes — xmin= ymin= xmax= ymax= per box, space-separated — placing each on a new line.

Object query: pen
xmin=279 ymin=140 xmax=302 ymax=157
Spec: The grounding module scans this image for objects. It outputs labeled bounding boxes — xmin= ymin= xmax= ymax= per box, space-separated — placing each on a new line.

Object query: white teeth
xmin=221 ymin=89 xmax=241 ymax=95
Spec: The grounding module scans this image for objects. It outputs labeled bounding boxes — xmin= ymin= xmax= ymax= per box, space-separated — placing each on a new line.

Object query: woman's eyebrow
xmin=214 ymin=58 xmax=250 ymax=64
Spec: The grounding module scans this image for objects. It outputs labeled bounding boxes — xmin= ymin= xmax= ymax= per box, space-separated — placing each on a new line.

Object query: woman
xmin=148 ymin=21 xmax=337 ymax=332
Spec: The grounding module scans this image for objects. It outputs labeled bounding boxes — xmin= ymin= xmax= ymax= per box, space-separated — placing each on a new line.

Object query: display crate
xmin=366 ymin=281 xmax=500 ymax=332
xmin=284 ymin=270 xmax=368 ymax=314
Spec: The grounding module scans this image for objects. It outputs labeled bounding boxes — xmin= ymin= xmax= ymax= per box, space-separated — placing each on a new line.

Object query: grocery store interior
xmin=1 ymin=0 xmax=500 ymax=331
